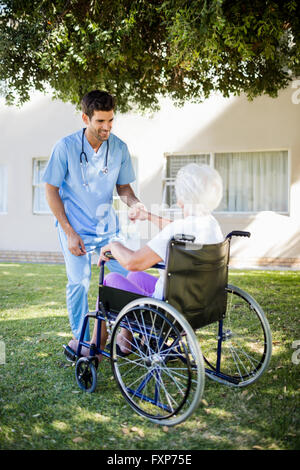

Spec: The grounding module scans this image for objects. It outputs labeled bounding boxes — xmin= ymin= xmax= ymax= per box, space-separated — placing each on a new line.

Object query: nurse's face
xmin=83 ymin=109 xmax=114 ymax=144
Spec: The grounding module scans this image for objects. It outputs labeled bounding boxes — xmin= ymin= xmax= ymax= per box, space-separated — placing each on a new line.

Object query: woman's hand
xmin=97 ymin=244 xmax=112 ymax=266
xmin=128 ymin=202 xmax=148 ymax=222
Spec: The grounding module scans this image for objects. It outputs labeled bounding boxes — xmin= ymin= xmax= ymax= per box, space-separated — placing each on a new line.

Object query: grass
xmin=0 ymin=262 xmax=299 ymax=450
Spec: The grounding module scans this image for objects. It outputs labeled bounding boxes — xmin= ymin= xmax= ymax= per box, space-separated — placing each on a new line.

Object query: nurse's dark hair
xmin=81 ymin=90 xmax=116 ymax=118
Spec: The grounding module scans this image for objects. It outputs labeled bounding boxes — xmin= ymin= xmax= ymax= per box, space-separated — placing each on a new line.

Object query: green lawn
xmin=0 ymin=263 xmax=299 ymax=450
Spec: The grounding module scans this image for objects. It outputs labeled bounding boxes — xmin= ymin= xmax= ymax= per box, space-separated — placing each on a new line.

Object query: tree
xmin=0 ymin=0 xmax=299 ymax=112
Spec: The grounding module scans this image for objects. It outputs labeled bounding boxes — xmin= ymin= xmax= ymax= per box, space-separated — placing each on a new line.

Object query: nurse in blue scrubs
xmin=43 ymin=90 xmax=144 ymax=350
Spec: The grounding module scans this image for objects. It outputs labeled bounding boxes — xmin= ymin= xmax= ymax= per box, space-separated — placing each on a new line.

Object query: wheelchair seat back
xmin=163 ymin=236 xmax=230 ymax=329
xmin=98 ymin=285 xmax=143 ymax=318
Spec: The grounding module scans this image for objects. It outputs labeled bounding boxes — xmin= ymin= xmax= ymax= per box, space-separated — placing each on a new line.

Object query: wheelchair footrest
xmin=63 ymin=344 xmax=77 ymax=362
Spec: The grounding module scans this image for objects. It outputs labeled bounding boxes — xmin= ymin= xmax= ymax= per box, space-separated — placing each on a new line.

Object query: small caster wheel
xmin=75 ymin=357 xmax=97 ymax=393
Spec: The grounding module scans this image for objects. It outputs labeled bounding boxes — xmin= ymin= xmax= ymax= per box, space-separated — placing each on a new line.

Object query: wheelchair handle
xmin=103 ymin=251 xmax=166 ymax=269
xmin=226 ymin=231 xmax=251 ymax=239
xmin=98 ymin=251 xmax=115 ymax=284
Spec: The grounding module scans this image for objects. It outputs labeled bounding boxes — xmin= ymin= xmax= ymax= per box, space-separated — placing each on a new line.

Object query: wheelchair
xmin=63 ymin=231 xmax=272 ymax=426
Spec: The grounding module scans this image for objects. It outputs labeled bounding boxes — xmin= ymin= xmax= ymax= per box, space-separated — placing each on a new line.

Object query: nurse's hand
xmin=128 ymin=202 xmax=148 ymax=222
xmin=67 ymin=232 xmax=87 ymax=256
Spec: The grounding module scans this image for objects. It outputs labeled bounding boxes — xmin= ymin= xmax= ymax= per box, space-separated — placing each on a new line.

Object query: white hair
xmin=175 ymin=163 xmax=223 ymax=215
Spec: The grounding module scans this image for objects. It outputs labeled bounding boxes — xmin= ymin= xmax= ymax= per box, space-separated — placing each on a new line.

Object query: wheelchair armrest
xmin=104 ymin=252 xmax=165 ymax=269
xmin=151 ymin=263 xmax=166 ymax=269
xmin=226 ymin=231 xmax=251 ymax=239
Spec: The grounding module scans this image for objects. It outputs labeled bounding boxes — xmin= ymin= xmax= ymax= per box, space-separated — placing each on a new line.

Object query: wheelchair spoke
xmin=199 ymin=284 xmax=272 ymax=387
xmin=125 ymin=368 xmax=154 ymax=392
xmin=160 ymin=366 xmax=190 ymax=382
xmin=111 ymin=302 xmax=204 ymax=424
xmin=148 ymin=310 xmax=158 ymax=340
xmin=159 ymin=366 xmax=188 ymax=398
xmin=117 ymin=356 xmax=147 ymax=370
xmin=229 ymin=344 xmax=264 ymax=377
xmin=122 ymin=317 xmax=147 ymax=358
xmin=229 ymin=345 xmax=244 ymax=379
xmin=140 ymin=310 xmax=153 ymax=352
xmin=154 ymin=369 xmax=180 ymax=412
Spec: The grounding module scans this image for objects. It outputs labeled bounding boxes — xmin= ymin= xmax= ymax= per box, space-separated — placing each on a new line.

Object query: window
xmin=163 ymin=154 xmax=210 ymax=208
xmin=0 ymin=165 xmax=8 ymax=213
xmin=215 ymin=151 xmax=288 ymax=212
xmin=32 ymin=159 xmax=51 ymax=214
xmin=163 ymin=150 xmax=289 ymax=213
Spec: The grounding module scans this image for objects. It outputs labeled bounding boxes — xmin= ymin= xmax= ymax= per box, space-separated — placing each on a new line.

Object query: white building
xmin=0 ymin=84 xmax=299 ymax=268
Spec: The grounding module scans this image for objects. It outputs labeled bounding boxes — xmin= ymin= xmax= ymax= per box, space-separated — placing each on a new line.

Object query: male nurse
xmin=43 ymin=90 xmax=145 ymax=352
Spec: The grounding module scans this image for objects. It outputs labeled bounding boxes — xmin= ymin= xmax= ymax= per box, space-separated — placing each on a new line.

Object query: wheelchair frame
xmin=63 ymin=231 xmax=272 ymax=426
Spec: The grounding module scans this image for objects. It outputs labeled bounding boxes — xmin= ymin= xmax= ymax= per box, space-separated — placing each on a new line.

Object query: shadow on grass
xmin=0 ymin=312 xmax=299 ymax=450
xmin=0 ymin=265 xmax=299 ymax=450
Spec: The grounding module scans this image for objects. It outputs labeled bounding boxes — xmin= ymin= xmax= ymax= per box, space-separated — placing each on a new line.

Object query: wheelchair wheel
xmin=75 ymin=357 xmax=98 ymax=393
xmin=198 ymin=284 xmax=272 ymax=387
xmin=110 ymin=298 xmax=205 ymax=426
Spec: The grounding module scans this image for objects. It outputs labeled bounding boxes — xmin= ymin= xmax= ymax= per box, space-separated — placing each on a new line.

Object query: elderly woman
xmin=98 ymin=163 xmax=224 ymax=355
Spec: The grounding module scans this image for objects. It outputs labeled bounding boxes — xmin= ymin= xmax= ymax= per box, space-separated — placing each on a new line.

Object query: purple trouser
xmin=103 ymin=271 xmax=157 ymax=296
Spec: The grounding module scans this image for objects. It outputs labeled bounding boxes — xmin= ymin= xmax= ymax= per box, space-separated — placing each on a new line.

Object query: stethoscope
xmin=80 ymin=127 xmax=109 ymax=188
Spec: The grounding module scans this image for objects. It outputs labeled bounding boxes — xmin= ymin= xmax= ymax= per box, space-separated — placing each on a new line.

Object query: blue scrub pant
xmin=57 ymin=225 xmax=128 ymax=341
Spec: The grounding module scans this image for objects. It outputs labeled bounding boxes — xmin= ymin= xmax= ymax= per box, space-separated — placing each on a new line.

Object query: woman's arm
xmin=98 ymin=242 xmax=162 ymax=271
xmin=116 ymin=183 xmax=171 ymax=230
xmin=145 ymin=211 xmax=172 ymax=230
xmin=127 ymin=204 xmax=172 ymax=230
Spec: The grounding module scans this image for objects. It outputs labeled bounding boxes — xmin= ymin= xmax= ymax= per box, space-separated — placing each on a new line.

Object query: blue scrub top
xmin=42 ymin=129 xmax=135 ymax=244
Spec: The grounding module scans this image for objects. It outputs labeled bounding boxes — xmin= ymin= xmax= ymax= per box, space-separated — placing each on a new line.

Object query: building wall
xmin=116 ymin=86 xmax=300 ymax=268
xmin=0 ymin=86 xmax=299 ymax=267
xmin=0 ymin=95 xmax=82 ymax=254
